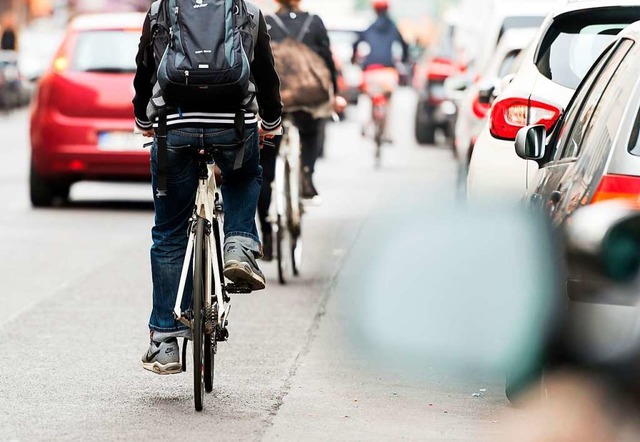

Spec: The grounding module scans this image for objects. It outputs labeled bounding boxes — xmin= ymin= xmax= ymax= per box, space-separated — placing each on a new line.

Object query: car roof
xmin=618 ymin=19 xmax=640 ymax=41
xmin=69 ymin=13 xmax=145 ymax=32
xmin=553 ymin=0 xmax=640 ymax=17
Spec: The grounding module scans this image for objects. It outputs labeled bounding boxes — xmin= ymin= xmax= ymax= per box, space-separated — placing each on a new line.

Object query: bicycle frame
xmin=174 ymin=163 xmax=227 ymax=329
xmin=274 ymin=120 xmax=302 ymax=224
xmin=270 ymin=119 xmax=304 ymax=283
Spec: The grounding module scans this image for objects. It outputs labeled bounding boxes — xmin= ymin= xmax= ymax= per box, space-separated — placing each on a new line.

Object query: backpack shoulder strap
xmin=244 ymin=2 xmax=260 ymax=63
xmin=296 ymin=13 xmax=315 ymax=42
xmin=149 ymin=0 xmax=162 ymax=28
xmin=268 ymin=14 xmax=290 ymax=37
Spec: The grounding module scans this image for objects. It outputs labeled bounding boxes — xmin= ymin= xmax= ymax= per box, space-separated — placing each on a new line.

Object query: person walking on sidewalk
xmin=133 ymin=0 xmax=283 ymax=374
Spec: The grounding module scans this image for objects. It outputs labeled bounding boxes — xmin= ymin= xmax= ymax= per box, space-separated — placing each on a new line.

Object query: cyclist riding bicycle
xmin=133 ymin=1 xmax=283 ymax=375
xmin=259 ymin=0 xmax=344 ymax=260
xmin=352 ymin=0 xmax=409 ymax=71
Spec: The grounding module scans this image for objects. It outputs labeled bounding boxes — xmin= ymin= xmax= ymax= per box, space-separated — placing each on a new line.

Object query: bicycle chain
xmin=205 ymin=303 xmax=215 ymax=335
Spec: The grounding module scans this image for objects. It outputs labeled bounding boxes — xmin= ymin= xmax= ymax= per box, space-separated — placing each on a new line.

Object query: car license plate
xmin=98 ymin=131 xmax=147 ymax=151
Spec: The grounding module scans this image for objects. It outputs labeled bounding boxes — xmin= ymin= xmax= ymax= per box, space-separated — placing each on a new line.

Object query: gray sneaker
xmin=223 ymin=239 xmax=266 ymax=291
xmin=141 ymin=337 xmax=181 ymax=375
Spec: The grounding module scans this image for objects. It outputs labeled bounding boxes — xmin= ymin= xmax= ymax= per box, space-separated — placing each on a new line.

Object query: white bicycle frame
xmin=272 ymin=120 xmax=302 ymax=225
xmin=174 ymin=164 xmax=227 ymax=329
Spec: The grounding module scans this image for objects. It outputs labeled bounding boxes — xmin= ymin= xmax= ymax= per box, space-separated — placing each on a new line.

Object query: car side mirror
xmin=515 ymin=125 xmax=546 ymax=161
xmin=565 ymin=201 xmax=640 ymax=285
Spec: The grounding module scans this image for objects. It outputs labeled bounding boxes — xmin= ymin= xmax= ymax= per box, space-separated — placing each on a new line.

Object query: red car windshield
xmin=70 ymin=30 xmax=140 ymax=73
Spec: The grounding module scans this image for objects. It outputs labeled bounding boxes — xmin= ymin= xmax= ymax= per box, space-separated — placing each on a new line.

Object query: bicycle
xmin=171 ymin=143 xmax=265 ymax=412
xmin=361 ymin=66 xmax=398 ymax=167
xmin=265 ymin=119 xmax=303 ymax=284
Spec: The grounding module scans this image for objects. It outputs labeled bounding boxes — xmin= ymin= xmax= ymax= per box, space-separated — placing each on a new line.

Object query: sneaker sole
xmin=142 ymin=361 xmax=182 ymax=375
xmin=224 ymin=261 xmax=266 ymax=291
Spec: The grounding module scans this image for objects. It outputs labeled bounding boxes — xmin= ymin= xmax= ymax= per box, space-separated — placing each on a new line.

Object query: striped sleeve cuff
xmin=260 ymin=117 xmax=282 ymax=131
xmin=135 ymin=117 xmax=153 ymax=130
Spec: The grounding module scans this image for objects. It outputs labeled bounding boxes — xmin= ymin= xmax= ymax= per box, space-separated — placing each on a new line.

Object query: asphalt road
xmin=0 ymin=90 xmax=513 ymax=441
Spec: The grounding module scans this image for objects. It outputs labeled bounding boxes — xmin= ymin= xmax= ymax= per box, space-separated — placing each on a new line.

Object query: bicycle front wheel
xmin=192 ymin=217 xmax=206 ymax=412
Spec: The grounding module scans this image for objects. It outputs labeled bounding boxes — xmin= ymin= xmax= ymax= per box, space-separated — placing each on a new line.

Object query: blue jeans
xmin=149 ymin=125 xmax=262 ymax=333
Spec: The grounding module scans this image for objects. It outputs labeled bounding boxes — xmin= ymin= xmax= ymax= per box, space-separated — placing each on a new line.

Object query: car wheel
xmin=30 ymin=161 xmax=70 ymax=207
xmin=415 ymin=106 xmax=436 ymax=145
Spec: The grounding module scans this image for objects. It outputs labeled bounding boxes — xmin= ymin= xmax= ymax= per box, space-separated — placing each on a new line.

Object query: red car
xmin=30 ymin=13 xmax=148 ymax=207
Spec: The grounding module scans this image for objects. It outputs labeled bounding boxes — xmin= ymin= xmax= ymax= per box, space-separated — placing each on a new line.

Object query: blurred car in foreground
xmin=468 ymin=0 xmax=640 ymax=204
xmin=516 ymin=20 xmax=640 ymax=300
xmin=29 ymin=13 xmax=147 ymax=207
xmin=453 ymin=28 xmax=534 ymax=164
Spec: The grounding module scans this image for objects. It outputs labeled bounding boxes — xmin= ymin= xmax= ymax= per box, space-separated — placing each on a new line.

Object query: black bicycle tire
xmin=204 ymin=333 xmax=214 ymax=393
xmin=291 ymin=226 xmax=302 ymax=277
xmin=193 ymin=217 xmax=206 ymax=412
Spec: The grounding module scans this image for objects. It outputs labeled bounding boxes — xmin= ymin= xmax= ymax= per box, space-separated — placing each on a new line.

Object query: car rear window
xmin=536 ymin=8 xmax=640 ymax=89
xmin=71 ymin=30 xmax=140 ymax=73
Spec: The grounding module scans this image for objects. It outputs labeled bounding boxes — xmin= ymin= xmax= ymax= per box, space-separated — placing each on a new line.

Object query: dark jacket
xmin=0 ymin=29 xmax=16 ymax=51
xmin=133 ymin=4 xmax=283 ymax=131
xmin=354 ymin=14 xmax=408 ymax=69
xmin=266 ymin=9 xmax=338 ymax=94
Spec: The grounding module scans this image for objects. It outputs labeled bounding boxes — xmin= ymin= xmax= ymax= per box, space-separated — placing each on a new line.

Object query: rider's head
xmin=275 ymin=0 xmax=301 ymax=10
xmin=372 ymin=0 xmax=389 ymax=15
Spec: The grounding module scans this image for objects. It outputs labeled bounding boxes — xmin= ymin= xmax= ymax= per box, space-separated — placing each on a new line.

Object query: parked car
xmin=517 ymin=20 xmax=640 ymax=237
xmin=29 ymin=13 xmax=148 ymax=207
xmin=506 ymin=22 xmax=640 ymax=400
xmin=413 ymin=19 xmax=463 ymax=145
xmin=453 ymin=28 xmax=534 ymax=163
xmin=446 ymin=0 xmax=555 ymax=159
xmin=468 ymin=0 xmax=640 ymax=204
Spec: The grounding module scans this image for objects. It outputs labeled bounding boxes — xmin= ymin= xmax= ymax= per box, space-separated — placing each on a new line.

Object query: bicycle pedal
xmin=216 ymin=327 xmax=229 ymax=342
xmin=225 ymin=284 xmax=253 ymax=295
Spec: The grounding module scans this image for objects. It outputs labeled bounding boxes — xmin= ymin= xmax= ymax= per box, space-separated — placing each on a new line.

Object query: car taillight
xmin=472 ymin=93 xmax=490 ymax=119
xmin=490 ymin=97 xmax=562 ymax=141
xmin=592 ymin=174 xmax=640 ymax=204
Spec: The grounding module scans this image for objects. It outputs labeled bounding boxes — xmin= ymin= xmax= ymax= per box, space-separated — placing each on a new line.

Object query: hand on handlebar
xmin=259 ymin=125 xmax=283 ymax=149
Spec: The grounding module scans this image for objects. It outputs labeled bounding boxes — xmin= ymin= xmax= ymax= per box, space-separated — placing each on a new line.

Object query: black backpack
xmin=146 ymin=0 xmax=259 ymax=196
xmin=148 ymin=0 xmax=257 ymax=113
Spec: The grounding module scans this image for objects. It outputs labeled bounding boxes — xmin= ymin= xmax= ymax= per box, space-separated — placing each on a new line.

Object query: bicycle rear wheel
xmin=193 ymin=217 xmax=206 ymax=412
xmin=276 ymin=213 xmax=288 ymax=284
xmin=290 ymin=226 xmax=302 ymax=277
xmin=204 ymin=325 xmax=214 ymax=393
